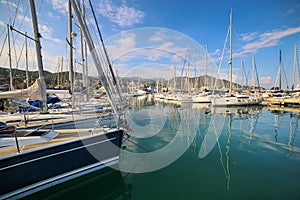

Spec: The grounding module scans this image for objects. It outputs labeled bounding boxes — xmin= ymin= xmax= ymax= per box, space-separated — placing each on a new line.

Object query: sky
xmin=0 ymin=0 xmax=300 ymax=89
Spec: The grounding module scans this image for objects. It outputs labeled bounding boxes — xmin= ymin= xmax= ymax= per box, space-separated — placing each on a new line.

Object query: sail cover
xmin=0 ymin=78 xmax=46 ymax=101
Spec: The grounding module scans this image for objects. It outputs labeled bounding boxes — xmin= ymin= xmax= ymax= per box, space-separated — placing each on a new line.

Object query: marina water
xmin=25 ymin=97 xmax=300 ymax=200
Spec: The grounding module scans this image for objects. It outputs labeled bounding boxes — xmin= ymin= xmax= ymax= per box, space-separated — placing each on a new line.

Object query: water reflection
xmin=266 ymin=108 xmax=300 ymax=154
xmin=125 ymin=98 xmax=300 ymax=191
xmin=271 ymin=110 xmax=285 ymax=142
xmin=121 ymin=97 xmax=201 ymax=173
xmin=23 ymin=98 xmax=300 ymax=199
xmin=198 ymin=105 xmax=263 ymax=191
xmin=127 ymin=95 xmax=155 ymax=110
xmin=288 ymin=113 xmax=299 ymax=156
xmin=24 ymin=168 xmax=130 ymax=200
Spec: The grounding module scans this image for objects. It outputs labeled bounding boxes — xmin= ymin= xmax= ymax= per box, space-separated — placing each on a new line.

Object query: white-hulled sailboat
xmin=211 ymin=9 xmax=262 ymax=107
xmin=0 ymin=0 xmax=124 ymax=199
xmin=192 ymin=44 xmax=214 ymax=103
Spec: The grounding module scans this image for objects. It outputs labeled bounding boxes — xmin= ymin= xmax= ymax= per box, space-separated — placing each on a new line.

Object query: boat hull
xmin=211 ymin=96 xmax=263 ymax=106
xmin=0 ymin=129 xmax=124 ymax=199
xmin=192 ymin=95 xmax=211 ymax=103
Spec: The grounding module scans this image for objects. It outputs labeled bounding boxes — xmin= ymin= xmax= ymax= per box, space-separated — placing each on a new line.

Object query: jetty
xmin=263 ymin=96 xmax=300 ymax=107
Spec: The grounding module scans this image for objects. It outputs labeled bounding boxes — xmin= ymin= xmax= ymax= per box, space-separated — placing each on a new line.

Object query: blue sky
xmin=0 ymin=0 xmax=299 ymax=89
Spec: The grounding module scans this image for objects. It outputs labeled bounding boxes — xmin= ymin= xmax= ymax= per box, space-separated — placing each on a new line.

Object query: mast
xmin=229 ymin=9 xmax=233 ymax=94
xmin=187 ymin=50 xmax=190 ymax=93
xmin=193 ymin=47 xmax=197 ymax=89
xmin=205 ymin=44 xmax=208 ymax=88
xmin=79 ymin=0 xmax=87 ymax=89
xmin=87 ymin=0 xmax=123 ymax=102
xmin=211 ymin=46 xmax=214 ymax=88
xmin=173 ymin=61 xmax=176 ymax=92
xmin=83 ymin=0 xmax=88 ymax=93
xmin=28 ymin=0 xmax=47 ymax=111
xmin=251 ymin=54 xmax=255 ymax=90
xmin=60 ymin=56 xmax=64 ymax=86
xmin=25 ymin=32 xmax=29 ymax=88
xmin=78 ymin=0 xmax=88 ymax=101
xmin=279 ymin=50 xmax=282 ymax=90
xmin=68 ymin=0 xmax=75 ymax=106
xmin=70 ymin=0 xmax=119 ymax=115
xmin=57 ymin=57 xmax=60 ymax=87
xmin=7 ymin=24 xmax=13 ymax=91
xmin=292 ymin=44 xmax=298 ymax=89
xmin=80 ymin=21 xmax=86 ymax=88
xmin=241 ymin=60 xmax=244 ymax=90
xmin=85 ymin=41 xmax=88 ymax=97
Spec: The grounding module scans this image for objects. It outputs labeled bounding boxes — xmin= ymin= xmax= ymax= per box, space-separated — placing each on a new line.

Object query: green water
xmin=25 ymin=99 xmax=300 ymax=200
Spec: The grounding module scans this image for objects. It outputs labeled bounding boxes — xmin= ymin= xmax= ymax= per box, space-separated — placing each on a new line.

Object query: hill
xmin=0 ymin=67 xmax=96 ymax=89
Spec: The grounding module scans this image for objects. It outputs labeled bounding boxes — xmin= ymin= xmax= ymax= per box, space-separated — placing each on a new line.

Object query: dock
xmin=263 ymin=97 xmax=300 ymax=107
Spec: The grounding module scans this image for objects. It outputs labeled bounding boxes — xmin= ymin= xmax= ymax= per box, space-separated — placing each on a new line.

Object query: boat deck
xmin=0 ymin=113 xmax=107 ymax=129
xmin=0 ymin=128 xmax=107 ymax=157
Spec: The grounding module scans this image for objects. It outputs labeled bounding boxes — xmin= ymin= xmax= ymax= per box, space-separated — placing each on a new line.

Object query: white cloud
xmin=239 ymin=32 xmax=258 ymax=42
xmin=0 ymin=0 xmax=24 ymax=17
xmin=0 ymin=0 xmax=17 ymax=9
xmin=0 ymin=20 xmax=5 ymax=27
xmin=106 ymin=32 xmax=137 ymax=61
xmin=149 ymin=35 xmax=163 ymax=42
xmin=147 ymin=41 xmax=187 ymax=61
xmin=259 ymin=76 xmax=272 ymax=85
xmin=40 ymin=24 xmax=63 ymax=43
xmin=97 ymin=0 xmax=145 ymax=27
xmin=241 ymin=26 xmax=300 ymax=54
xmin=105 ymin=28 xmax=206 ymax=79
xmin=149 ymin=29 xmax=171 ymax=42
xmin=209 ymin=48 xmax=221 ymax=58
xmin=46 ymin=11 xmax=60 ymax=20
xmin=49 ymin=0 xmax=68 ymax=14
xmin=16 ymin=14 xmax=32 ymax=26
xmin=283 ymin=4 xmax=300 ymax=16
xmin=12 ymin=14 xmax=61 ymax=43
xmin=120 ymin=63 xmax=173 ymax=79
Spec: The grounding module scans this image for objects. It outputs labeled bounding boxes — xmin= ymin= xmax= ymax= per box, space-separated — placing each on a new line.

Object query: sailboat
xmin=263 ymin=48 xmax=300 ymax=106
xmin=192 ymin=44 xmax=214 ymax=103
xmin=211 ymin=9 xmax=262 ymax=107
xmin=178 ymin=53 xmax=193 ymax=103
xmin=0 ymin=0 xmax=111 ymax=127
xmin=0 ymin=0 xmax=124 ymax=199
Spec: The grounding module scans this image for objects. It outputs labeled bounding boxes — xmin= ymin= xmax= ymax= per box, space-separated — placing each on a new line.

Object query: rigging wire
xmin=3 ymin=0 xmax=29 ymax=77
xmin=0 ymin=26 xmax=6 ymax=38
xmin=253 ymin=57 xmax=261 ymax=90
xmin=11 ymin=38 xmax=25 ymax=83
xmin=11 ymin=30 xmax=19 ymax=70
xmin=86 ymin=14 xmax=105 ymax=67
xmin=297 ymin=47 xmax=300 ymax=86
xmin=27 ymin=41 xmax=37 ymax=83
xmin=0 ymin=35 xmax=7 ymax=59
xmin=213 ymin=26 xmax=230 ymax=91
xmin=8 ymin=0 xmax=24 ymax=69
xmin=16 ymin=3 xmax=29 ymax=31
xmin=86 ymin=13 xmax=111 ymax=83
xmin=36 ymin=0 xmax=44 ymax=17
xmin=282 ymin=62 xmax=289 ymax=89
xmin=12 ymin=0 xmax=22 ymax=26
xmin=5 ymin=0 xmax=12 ymax=24
xmin=15 ymin=39 xmax=26 ymax=70
xmin=233 ymin=26 xmax=248 ymax=86
xmin=225 ymin=117 xmax=232 ymax=191
xmin=88 ymin=0 xmax=122 ymax=99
